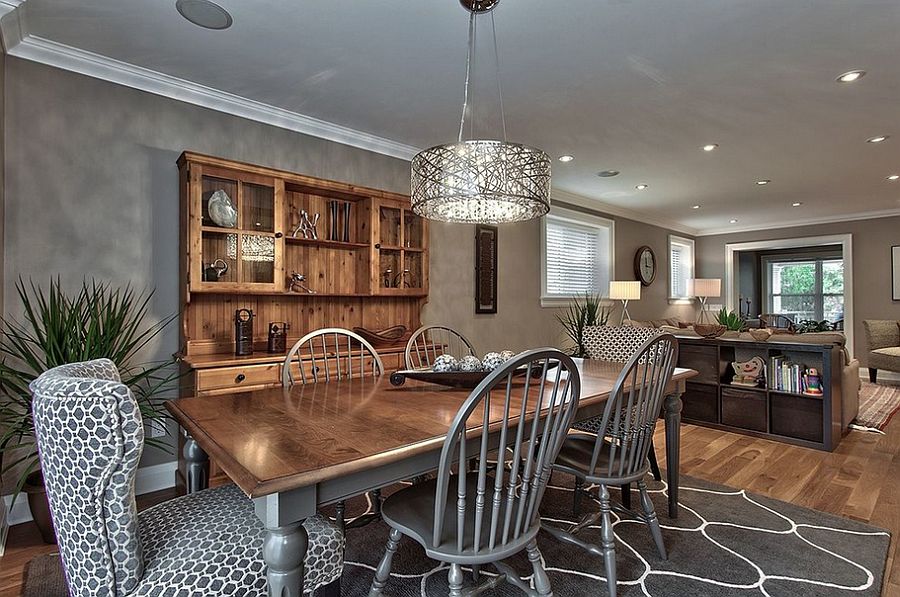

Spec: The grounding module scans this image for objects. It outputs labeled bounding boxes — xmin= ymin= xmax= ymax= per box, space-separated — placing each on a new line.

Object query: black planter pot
xmin=23 ymin=470 xmax=56 ymax=544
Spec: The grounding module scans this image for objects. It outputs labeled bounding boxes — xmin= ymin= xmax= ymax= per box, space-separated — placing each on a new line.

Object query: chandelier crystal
xmin=411 ymin=0 xmax=551 ymax=224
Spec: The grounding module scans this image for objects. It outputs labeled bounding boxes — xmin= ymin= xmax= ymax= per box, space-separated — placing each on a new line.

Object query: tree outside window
xmin=767 ymin=258 xmax=843 ymax=322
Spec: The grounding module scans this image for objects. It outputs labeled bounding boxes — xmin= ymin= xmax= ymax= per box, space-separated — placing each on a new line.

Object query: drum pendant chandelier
xmin=410 ymin=0 xmax=551 ymax=224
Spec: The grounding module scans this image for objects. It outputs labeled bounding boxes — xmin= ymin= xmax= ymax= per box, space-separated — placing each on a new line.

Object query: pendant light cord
xmin=457 ymin=11 xmax=476 ymax=143
xmin=491 ymin=11 xmax=507 ymax=142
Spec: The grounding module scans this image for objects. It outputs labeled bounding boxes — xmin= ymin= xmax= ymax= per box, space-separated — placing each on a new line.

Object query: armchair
xmin=863 ymin=320 xmax=900 ymax=383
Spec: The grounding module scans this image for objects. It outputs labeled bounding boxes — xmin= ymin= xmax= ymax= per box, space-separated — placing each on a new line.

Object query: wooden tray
xmin=389 ymin=363 xmax=556 ymax=389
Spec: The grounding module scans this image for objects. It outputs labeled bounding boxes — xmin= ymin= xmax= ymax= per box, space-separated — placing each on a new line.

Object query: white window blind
xmin=541 ymin=207 xmax=613 ymax=304
xmin=669 ymin=236 xmax=695 ymax=299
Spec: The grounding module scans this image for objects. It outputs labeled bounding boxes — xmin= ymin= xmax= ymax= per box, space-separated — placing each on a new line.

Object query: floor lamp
xmin=609 ymin=281 xmax=641 ymax=326
xmin=687 ymin=278 xmax=721 ymax=324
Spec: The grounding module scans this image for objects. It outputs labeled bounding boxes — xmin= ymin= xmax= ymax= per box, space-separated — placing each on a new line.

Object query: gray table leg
xmin=263 ymin=522 xmax=308 ymax=597
xmin=183 ymin=434 xmax=209 ymax=494
xmin=664 ymin=391 xmax=683 ymax=519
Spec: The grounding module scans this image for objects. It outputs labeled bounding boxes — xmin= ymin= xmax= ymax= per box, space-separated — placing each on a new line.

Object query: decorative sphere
xmin=499 ymin=350 xmax=516 ymax=361
xmin=458 ymin=355 xmax=483 ymax=372
xmin=481 ymin=352 xmax=505 ymax=371
xmin=432 ymin=354 xmax=460 ymax=372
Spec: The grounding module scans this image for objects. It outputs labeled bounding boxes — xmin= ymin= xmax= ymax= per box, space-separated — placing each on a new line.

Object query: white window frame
xmin=668 ymin=235 xmax=695 ymax=303
xmin=762 ymin=255 xmax=844 ymax=322
xmin=540 ymin=206 xmax=615 ymax=307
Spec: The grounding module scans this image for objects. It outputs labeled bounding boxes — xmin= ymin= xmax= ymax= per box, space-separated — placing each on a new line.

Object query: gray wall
xmin=4 ymin=57 xmax=695 ymax=482
xmin=3 ymin=57 xmax=409 ymax=469
xmin=696 ymin=217 xmax=900 ymax=364
xmin=423 ymin=206 xmax=695 ymax=353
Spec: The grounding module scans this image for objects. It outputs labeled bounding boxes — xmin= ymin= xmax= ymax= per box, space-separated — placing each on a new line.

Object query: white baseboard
xmin=3 ymin=461 xmax=177 ymax=527
xmin=860 ymin=369 xmax=900 ymax=383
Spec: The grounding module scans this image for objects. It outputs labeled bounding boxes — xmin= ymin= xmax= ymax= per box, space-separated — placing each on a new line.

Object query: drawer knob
xmin=235 ymin=373 xmax=246 ymax=383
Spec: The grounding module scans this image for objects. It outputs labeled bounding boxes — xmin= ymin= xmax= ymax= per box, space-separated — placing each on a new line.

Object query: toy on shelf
xmin=731 ymin=356 xmax=766 ymax=387
xmin=803 ymin=368 xmax=824 ymax=396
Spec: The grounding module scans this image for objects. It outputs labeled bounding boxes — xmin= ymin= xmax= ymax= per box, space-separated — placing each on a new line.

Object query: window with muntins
xmin=765 ymin=257 xmax=844 ymax=322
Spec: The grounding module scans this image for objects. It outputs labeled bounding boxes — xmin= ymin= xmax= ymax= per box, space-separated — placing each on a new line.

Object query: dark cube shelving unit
xmin=676 ymin=335 xmax=843 ymax=451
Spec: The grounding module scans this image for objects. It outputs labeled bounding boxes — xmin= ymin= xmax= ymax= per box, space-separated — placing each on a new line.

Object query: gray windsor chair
xmin=282 ymin=327 xmax=385 ymax=531
xmin=369 ymin=348 xmax=582 ymax=597
xmin=545 ymin=333 xmax=678 ymax=597
xmin=404 ymin=325 xmax=477 ymax=369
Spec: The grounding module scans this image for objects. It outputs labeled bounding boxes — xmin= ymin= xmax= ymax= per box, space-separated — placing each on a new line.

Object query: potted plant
xmin=0 ymin=277 xmax=180 ymax=543
xmin=557 ymin=293 xmax=614 ymax=357
xmin=715 ymin=307 xmax=746 ymax=337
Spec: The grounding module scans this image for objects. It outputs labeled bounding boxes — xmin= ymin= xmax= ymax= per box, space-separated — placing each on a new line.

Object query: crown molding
xmin=0 ymin=1 xmax=418 ymax=160
xmin=695 ymin=207 xmax=900 ymax=237
xmin=550 ymin=188 xmax=699 ymax=236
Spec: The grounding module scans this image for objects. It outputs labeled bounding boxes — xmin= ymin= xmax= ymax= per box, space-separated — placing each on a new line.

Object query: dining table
xmin=166 ymin=358 xmax=696 ymax=597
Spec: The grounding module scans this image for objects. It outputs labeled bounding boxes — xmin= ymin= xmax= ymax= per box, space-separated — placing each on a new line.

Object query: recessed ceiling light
xmin=635 ymin=184 xmax=649 ymax=190
xmin=792 ymin=202 xmax=802 ymax=207
xmin=176 ymin=0 xmax=233 ymax=30
xmin=692 ymin=205 xmax=701 ymax=209
xmin=702 ymin=144 xmax=719 ymax=152
xmin=887 ymin=174 xmax=900 ymax=181
xmin=730 ymin=219 xmax=738 ymax=224
xmin=597 ymin=170 xmax=620 ymax=178
xmin=867 ymin=135 xmax=889 ymax=143
xmin=558 ymin=155 xmax=575 ymax=162
xmin=836 ymin=69 xmax=866 ymax=83
xmin=756 ymin=179 xmax=771 ymax=185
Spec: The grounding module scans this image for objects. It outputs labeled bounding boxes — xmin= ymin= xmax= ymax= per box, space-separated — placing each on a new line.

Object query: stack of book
xmin=768 ymin=355 xmax=807 ymax=393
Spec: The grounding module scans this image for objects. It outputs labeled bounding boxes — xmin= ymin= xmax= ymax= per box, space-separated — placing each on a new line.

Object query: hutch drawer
xmin=195 ymin=363 xmax=281 ymax=393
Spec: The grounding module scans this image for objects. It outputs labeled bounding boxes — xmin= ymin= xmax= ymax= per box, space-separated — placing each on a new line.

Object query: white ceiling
xmin=5 ymin=0 xmax=900 ymax=234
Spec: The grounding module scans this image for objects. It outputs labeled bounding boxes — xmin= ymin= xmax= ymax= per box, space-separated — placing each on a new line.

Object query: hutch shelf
xmin=176 ymin=152 xmax=431 ymax=490
xmin=676 ymin=335 xmax=843 ymax=451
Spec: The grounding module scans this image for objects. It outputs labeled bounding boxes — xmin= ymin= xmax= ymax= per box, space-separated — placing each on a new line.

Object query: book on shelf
xmin=767 ymin=356 xmax=810 ymax=394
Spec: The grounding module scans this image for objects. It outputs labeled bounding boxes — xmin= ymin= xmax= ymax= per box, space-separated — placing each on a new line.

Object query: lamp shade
xmin=687 ymin=278 xmax=721 ymax=298
xmin=609 ymin=280 xmax=641 ymax=301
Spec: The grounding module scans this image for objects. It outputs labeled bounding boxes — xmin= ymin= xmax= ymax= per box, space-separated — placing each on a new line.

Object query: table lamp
xmin=687 ymin=278 xmax=721 ymax=324
xmin=609 ymin=280 xmax=641 ymax=326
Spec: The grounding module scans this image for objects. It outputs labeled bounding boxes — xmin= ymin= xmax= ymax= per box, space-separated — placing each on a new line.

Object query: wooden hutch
xmin=176 ymin=152 xmax=429 ymax=487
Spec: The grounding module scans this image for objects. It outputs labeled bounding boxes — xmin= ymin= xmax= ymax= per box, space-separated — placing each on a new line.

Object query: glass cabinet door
xmin=194 ymin=166 xmax=282 ymax=291
xmin=372 ymin=199 xmax=427 ymax=295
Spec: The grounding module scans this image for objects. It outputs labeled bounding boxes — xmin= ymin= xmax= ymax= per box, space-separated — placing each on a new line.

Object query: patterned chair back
xmin=582 ymin=326 xmax=664 ymax=363
xmin=30 ymin=359 xmax=145 ymax=596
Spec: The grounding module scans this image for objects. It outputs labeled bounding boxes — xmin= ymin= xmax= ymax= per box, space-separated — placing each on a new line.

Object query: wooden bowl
xmin=352 ymin=325 xmax=410 ymax=347
xmin=749 ymin=329 xmax=772 ymax=342
xmin=693 ymin=323 xmax=726 ymax=338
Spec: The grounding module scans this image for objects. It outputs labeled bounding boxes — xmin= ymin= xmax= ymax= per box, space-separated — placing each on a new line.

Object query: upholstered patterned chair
xmin=570 ymin=325 xmax=664 ymax=512
xmin=30 ymin=358 xmax=344 ymax=596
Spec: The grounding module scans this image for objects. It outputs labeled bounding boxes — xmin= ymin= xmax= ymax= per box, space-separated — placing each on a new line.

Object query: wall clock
xmin=634 ymin=245 xmax=657 ymax=286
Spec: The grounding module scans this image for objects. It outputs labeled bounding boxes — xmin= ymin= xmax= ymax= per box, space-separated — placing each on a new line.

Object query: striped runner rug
xmin=852 ymin=381 xmax=900 ymax=431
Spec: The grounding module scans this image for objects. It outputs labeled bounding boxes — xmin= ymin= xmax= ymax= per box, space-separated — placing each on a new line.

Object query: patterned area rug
xmin=854 ymin=381 xmax=900 ymax=430
xmin=339 ymin=473 xmax=890 ymax=597
xmin=25 ymin=474 xmax=890 ymax=597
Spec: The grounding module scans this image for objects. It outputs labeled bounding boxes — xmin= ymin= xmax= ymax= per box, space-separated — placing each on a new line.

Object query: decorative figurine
xmin=731 ymin=356 xmax=766 ymax=387
xmin=288 ymin=272 xmax=316 ymax=294
xmin=803 ymin=368 xmax=824 ymax=396
xmin=291 ymin=210 xmax=320 ymax=239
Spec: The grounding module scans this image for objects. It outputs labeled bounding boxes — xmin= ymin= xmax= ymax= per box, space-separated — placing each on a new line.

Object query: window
xmin=541 ymin=206 xmax=613 ymax=306
xmin=669 ymin=235 xmax=695 ymax=300
xmin=764 ymin=257 xmax=844 ymax=322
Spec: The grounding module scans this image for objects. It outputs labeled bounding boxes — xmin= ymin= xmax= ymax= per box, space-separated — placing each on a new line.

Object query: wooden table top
xmin=167 ymin=359 xmax=696 ymax=498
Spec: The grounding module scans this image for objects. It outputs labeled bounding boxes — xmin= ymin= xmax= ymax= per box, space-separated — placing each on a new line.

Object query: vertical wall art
xmin=475 ymin=225 xmax=498 ymax=313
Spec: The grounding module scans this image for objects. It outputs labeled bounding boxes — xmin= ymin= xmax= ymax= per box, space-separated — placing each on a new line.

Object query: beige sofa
xmin=863 ymin=320 xmax=900 ymax=383
xmin=629 ymin=320 xmax=860 ymax=429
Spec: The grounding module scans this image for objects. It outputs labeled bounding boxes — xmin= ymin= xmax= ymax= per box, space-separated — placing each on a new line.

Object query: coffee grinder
xmin=234 ymin=308 xmax=254 ymax=356
xmin=267 ymin=322 xmax=290 ymax=353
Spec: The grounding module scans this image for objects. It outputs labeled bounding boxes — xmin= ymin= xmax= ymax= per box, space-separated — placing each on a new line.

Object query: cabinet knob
xmin=375 ymin=243 xmax=381 ymax=249
xmin=275 ymin=232 xmax=283 ymax=238
xmin=235 ymin=373 xmax=246 ymax=383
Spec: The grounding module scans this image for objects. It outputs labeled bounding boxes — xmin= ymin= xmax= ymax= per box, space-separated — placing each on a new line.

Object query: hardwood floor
xmin=1 ymin=418 xmax=898 ymax=596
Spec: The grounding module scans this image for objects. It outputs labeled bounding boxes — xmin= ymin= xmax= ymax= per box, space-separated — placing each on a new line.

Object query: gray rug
xmin=338 ymin=473 xmax=891 ymax=597
xmin=25 ymin=474 xmax=890 ymax=596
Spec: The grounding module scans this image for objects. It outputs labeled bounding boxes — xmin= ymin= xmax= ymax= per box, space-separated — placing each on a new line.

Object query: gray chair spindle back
xmin=283 ymin=327 xmax=384 ymax=386
xmin=584 ymin=334 xmax=678 ymax=483
xmin=404 ymin=325 xmax=477 ymax=369
xmin=433 ymin=349 xmax=581 ymax=555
